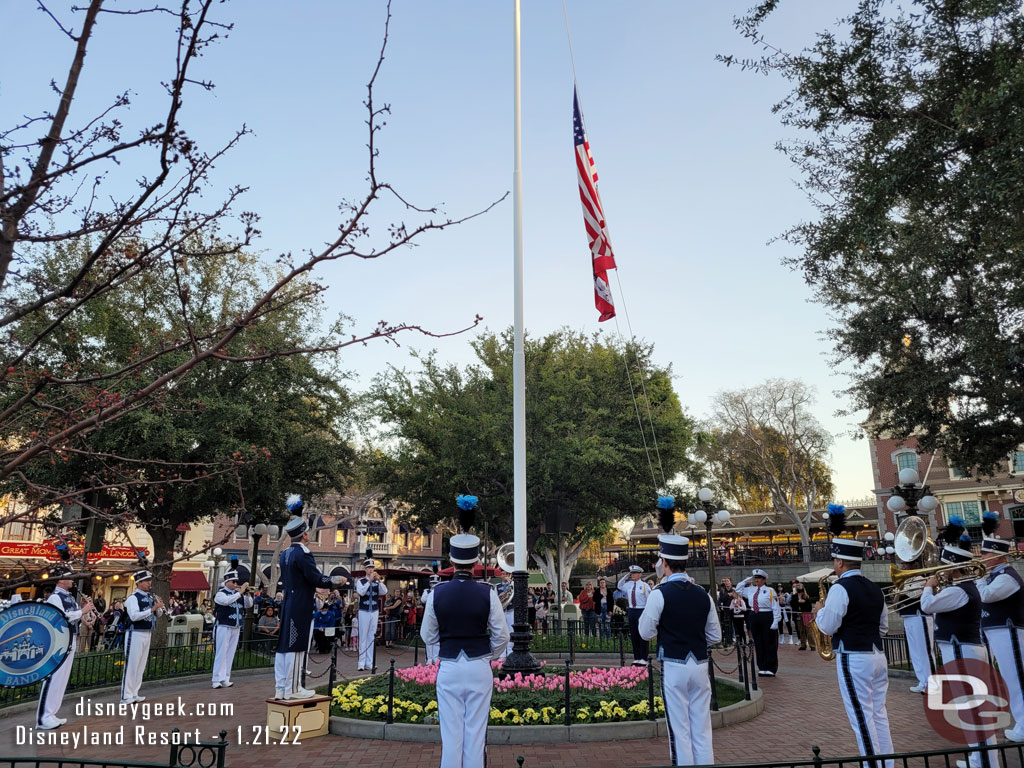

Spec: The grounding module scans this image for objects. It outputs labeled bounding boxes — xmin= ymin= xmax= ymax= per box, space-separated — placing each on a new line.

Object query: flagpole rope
xmin=563 ymin=0 xmax=667 ymax=494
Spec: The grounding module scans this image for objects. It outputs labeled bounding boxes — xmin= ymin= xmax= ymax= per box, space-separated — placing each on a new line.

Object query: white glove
xmin=331 ymin=575 xmax=347 ymax=586
xmin=770 ymin=622 xmax=778 ymax=631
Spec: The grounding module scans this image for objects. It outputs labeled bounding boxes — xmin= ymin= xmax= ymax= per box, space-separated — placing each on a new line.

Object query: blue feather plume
xmin=959 ymin=532 xmax=973 ymax=545
xmin=942 ymin=515 xmax=966 ymax=544
xmin=827 ymin=503 xmax=846 ymax=516
xmin=456 ymin=494 xmax=477 ymax=532
xmin=826 ymin=503 xmax=847 ymax=535
xmin=456 ymin=495 xmax=478 ymax=511
xmin=982 ymin=510 xmax=1000 ymax=536
xmin=285 ymin=493 xmax=303 ymax=513
xmin=657 ymin=495 xmax=675 ymax=510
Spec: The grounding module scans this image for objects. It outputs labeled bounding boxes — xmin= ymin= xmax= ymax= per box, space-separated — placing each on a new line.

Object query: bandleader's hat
xmin=657 ymin=534 xmax=689 ymax=561
xmin=628 ymin=565 xmax=643 ymax=574
xmin=133 ymin=569 xmax=153 ymax=583
xmin=284 ymin=514 xmax=308 ymax=539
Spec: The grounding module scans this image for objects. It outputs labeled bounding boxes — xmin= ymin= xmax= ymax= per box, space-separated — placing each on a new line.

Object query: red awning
xmin=170 ymin=570 xmax=210 ymax=592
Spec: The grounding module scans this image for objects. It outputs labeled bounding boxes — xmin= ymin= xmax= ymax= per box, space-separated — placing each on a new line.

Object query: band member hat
xmin=830 ymin=537 xmax=865 ymax=561
xmin=657 ymin=534 xmax=689 ymax=560
xmin=362 ymin=558 xmax=377 ymax=569
xmin=284 ymin=515 xmax=308 ymax=539
xmin=628 ymin=565 xmax=643 ymax=573
xmin=51 ymin=566 xmax=74 ymax=579
xmin=981 ymin=537 xmax=1013 ymax=554
xmin=449 ymin=533 xmax=480 ymax=565
xmin=222 ymin=570 xmax=239 ymax=583
xmin=751 ymin=568 xmax=768 ymax=579
xmin=939 ymin=545 xmax=974 ymax=564
xmin=133 ymin=569 xmax=153 ymax=583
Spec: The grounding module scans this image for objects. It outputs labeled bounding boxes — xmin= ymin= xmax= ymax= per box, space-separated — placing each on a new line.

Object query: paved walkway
xmin=0 ymin=643 xmax=1001 ymax=767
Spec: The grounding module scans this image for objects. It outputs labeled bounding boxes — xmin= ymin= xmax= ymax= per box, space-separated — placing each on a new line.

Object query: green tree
xmin=367 ymin=329 xmax=698 ymax=585
xmin=704 ymin=379 xmax=834 ymax=562
xmin=722 ymin=0 xmax=1024 ymax=474
xmin=5 ymin=240 xmax=353 ymax=635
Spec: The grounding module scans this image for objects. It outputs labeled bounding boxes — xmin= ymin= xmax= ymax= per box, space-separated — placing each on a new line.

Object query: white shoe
xmin=274 ymin=688 xmax=286 ymax=700
xmin=909 ymin=683 xmax=927 ymax=694
xmin=120 ymin=699 xmax=134 ymax=705
xmin=221 ymin=681 xmax=234 ymax=688
xmin=133 ymin=696 xmax=145 ymax=702
xmin=212 ymin=682 xmax=222 ymax=689
xmin=287 ymin=689 xmax=315 ymax=700
xmin=37 ymin=717 xmax=63 ymax=730
xmin=632 ymin=659 xmax=648 ymax=666
xmin=1005 ymin=728 xmax=1024 ymax=742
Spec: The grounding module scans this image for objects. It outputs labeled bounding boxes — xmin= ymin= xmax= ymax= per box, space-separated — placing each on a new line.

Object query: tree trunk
xmin=530 ymin=539 xmax=588 ymax=591
xmin=145 ymin=523 xmax=177 ymax=648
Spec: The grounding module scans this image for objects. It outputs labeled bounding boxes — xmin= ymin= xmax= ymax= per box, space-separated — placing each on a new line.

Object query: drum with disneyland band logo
xmin=0 ymin=600 xmax=73 ymax=688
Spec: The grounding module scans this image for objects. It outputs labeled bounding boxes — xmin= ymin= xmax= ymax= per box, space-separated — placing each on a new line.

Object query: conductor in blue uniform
xmin=420 ymin=495 xmax=509 ymax=768
xmin=274 ymin=495 xmax=347 ymax=700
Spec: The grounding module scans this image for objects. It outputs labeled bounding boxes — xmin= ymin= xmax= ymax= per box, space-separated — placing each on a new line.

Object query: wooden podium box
xmin=266 ymin=695 xmax=332 ymax=741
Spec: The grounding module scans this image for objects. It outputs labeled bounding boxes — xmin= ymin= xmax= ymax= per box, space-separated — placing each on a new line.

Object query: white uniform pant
xmin=503 ymin=610 xmax=514 ymax=658
xmin=836 ymin=651 xmax=893 ymax=768
xmin=274 ymin=651 xmax=307 ymax=696
xmin=37 ymin=641 xmax=75 ymax=724
xmin=212 ymin=625 xmax=240 ymax=685
xmin=984 ymin=624 xmax=1024 ymax=735
xmin=357 ymin=610 xmax=378 ymax=669
xmin=121 ymin=628 xmax=151 ymax=703
xmin=903 ymin=613 xmax=936 ymax=688
xmin=660 ymin=659 xmax=713 ymax=766
xmin=437 ymin=656 xmax=493 ymax=768
xmin=938 ymin=641 xmax=998 ymax=768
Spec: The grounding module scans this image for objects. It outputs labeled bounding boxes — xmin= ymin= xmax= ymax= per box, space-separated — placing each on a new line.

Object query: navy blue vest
xmin=982 ymin=567 xmax=1024 ymax=629
xmin=214 ymin=587 xmax=244 ymax=627
xmin=934 ymin=581 xmax=982 ymax=644
xmin=128 ymin=590 xmax=156 ymax=631
xmin=358 ymin=578 xmax=384 ymax=612
xmin=655 ymin=579 xmax=711 ymax=663
xmin=53 ymin=587 xmax=80 ymax=636
xmin=831 ymin=574 xmax=884 ymax=652
xmin=432 ymin=577 xmax=491 ymax=660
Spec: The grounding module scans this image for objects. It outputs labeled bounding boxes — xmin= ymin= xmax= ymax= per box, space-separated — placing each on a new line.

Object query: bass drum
xmin=0 ymin=600 xmax=72 ymax=688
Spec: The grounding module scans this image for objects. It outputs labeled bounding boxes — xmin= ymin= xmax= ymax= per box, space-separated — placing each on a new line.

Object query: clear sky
xmin=3 ymin=1 xmax=875 ymax=502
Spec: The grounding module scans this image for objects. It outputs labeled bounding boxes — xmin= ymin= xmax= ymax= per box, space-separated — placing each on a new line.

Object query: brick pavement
xmin=0 ymin=643 xmax=1000 ymax=767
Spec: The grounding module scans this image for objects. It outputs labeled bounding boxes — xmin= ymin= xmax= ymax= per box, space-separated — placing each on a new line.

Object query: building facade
xmin=869 ymin=436 xmax=1024 ymax=541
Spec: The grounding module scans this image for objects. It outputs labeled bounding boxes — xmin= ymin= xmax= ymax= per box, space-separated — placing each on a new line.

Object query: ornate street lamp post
xmin=203 ymin=548 xmax=227 ymax=603
xmin=692 ymin=488 xmax=731 ymax=593
xmin=236 ymin=521 xmax=280 ymax=642
xmin=885 ymin=467 xmax=940 ymax=538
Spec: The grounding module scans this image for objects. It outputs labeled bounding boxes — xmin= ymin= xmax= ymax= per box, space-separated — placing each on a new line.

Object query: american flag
xmin=573 ymin=87 xmax=617 ymax=322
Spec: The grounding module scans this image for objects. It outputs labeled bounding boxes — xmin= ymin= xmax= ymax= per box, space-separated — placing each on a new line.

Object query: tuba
xmin=809 ymin=572 xmax=837 ymax=662
xmin=495 ymin=542 xmax=516 ymax=610
xmin=887 ymin=515 xmax=987 ymax=611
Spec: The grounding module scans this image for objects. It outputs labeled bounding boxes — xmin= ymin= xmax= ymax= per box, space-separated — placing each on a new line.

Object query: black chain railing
xmin=0 ymin=639 xmax=271 ymax=709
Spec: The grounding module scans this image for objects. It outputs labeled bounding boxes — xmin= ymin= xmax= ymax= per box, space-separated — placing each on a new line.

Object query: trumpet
xmin=79 ymin=597 xmax=98 ymax=629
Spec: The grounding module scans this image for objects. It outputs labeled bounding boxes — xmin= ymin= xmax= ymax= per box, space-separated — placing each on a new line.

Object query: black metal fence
xmin=0 ymin=639 xmax=271 ymax=709
xmin=0 ymin=729 xmax=228 ymax=768
xmin=881 ymin=632 xmax=912 ymax=670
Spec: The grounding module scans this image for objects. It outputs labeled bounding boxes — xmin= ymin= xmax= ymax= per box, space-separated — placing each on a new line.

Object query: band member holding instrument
xmin=355 ymin=550 xmax=387 ymax=672
xmin=420 ymin=568 xmax=442 ymax=665
xmin=212 ymin=569 xmax=249 ymax=689
xmin=976 ymin=510 xmax=1024 ymax=742
xmin=421 ymin=494 xmax=508 ymax=768
xmin=37 ymin=566 xmax=85 ymax=729
xmin=639 ymin=501 xmax=720 ymax=768
xmin=121 ymin=569 xmax=164 ymax=704
xmin=898 ymin=571 xmax=935 ymax=695
xmin=812 ymin=505 xmax=893 ymax=768
xmin=921 ymin=516 xmax=995 ymax=768
xmin=275 ymin=495 xmax=347 ymax=700
xmin=736 ymin=568 xmax=781 ymax=676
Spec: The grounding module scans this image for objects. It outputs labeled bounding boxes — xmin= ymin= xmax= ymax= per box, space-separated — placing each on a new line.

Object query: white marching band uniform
xmin=814 ymin=564 xmax=894 ymax=768
xmin=121 ymin=571 xmax=163 ymax=704
xmin=498 ymin=579 xmax=514 ymax=658
xmin=639 ymin=534 xmax=720 ymax=768
xmin=977 ymin=531 xmax=1024 ymax=743
xmin=212 ymin=572 xmax=251 ymax=688
xmin=897 ymin=579 xmax=936 ymax=694
xmin=922 ymin=545 xmax=997 ymax=768
xmin=421 ymin=531 xmax=509 ymax=768
xmin=355 ymin=571 xmax=387 ymax=671
xmin=36 ymin=577 xmax=81 ymax=729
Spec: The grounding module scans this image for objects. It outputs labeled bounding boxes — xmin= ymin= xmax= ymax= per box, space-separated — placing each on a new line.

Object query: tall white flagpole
xmin=512 ymin=0 xmax=526 ymax=573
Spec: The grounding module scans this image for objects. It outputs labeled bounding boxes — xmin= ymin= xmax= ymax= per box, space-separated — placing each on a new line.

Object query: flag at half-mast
xmin=573 ymin=87 xmax=617 ymax=322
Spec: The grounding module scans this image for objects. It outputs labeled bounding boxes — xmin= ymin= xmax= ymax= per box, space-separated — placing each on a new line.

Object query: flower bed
xmin=332 ymin=662 xmax=742 ymax=725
